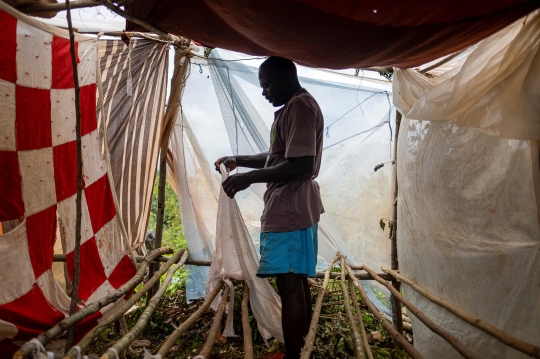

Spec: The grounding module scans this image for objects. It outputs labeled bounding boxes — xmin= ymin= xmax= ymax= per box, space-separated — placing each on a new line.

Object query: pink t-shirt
xmin=261 ymin=88 xmax=324 ymax=232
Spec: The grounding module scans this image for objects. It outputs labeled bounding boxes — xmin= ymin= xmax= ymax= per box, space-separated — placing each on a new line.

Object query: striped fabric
xmin=98 ymin=39 xmax=169 ymax=249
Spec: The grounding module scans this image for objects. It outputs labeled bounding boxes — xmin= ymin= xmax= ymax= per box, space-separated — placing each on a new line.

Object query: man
xmin=214 ymin=56 xmax=324 ymax=359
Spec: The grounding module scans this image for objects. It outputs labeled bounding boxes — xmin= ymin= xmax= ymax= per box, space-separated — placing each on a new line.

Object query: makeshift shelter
xmin=0 ymin=1 xmax=539 ymax=358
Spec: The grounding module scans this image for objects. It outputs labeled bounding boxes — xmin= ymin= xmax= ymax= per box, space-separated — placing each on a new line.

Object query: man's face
xmin=258 ymin=67 xmax=288 ymax=107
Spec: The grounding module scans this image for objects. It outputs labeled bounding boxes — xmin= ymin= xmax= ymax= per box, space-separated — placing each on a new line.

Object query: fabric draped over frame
xmin=126 ymin=0 xmax=540 ymax=69
xmin=98 ymin=38 xmax=169 ymax=249
xmin=393 ymin=10 xmax=540 ymax=358
xmin=0 ymin=2 xmax=151 ymax=354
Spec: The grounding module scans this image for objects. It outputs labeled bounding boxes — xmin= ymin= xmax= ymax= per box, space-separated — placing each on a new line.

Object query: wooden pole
xmin=242 ymin=284 xmax=254 ymax=359
xmin=339 ymin=257 xmax=366 ymax=359
xmin=15 ymin=248 xmax=172 ymax=359
xmin=390 ymin=110 xmax=403 ymax=335
xmin=390 ymin=110 xmax=401 ymax=271
xmin=327 ymin=272 xmax=393 ymax=281
xmin=381 ymin=267 xmax=540 ymax=358
xmin=15 ymin=0 xmax=187 ymax=47
xmin=362 ymin=264 xmax=481 ymax=359
xmin=64 ymin=0 xmax=83 ymax=351
xmin=348 ymin=276 xmax=374 ymax=359
xmin=346 ymin=265 xmax=424 ymax=359
xmin=17 ymin=0 xmax=99 ymax=15
xmin=53 ymin=254 xmax=212 ymax=267
xmin=300 ymin=254 xmax=340 ymax=359
xmin=63 ymin=249 xmax=186 ymax=358
xmin=101 ymin=0 xmax=179 ymax=42
xmin=147 ymin=157 xmax=167 ymax=303
xmin=101 ymin=250 xmax=189 ymax=359
xmin=157 ymin=281 xmax=225 ymax=356
xmin=194 ymin=285 xmax=231 ymax=359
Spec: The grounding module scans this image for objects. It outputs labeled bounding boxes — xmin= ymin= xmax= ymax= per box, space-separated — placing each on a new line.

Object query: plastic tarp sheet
xmin=168 ymin=49 xmax=396 ymax=329
xmin=393 ymin=10 xmax=540 ymax=358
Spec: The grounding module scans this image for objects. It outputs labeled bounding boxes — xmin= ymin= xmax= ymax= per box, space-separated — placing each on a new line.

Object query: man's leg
xmin=302 ymin=276 xmax=312 ymax=337
xmin=277 ymin=273 xmax=307 ymax=359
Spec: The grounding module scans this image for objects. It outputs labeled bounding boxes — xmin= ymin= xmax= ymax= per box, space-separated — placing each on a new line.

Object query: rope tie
xmin=29 ymin=338 xmax=47 ymax=359
xmin=108 ymin=348 xmax=120 ymax=359
xmin=143 ymin=349 xmax=162 ymax=359
xmin=71 ymin=345 xmax=88 ymax=359
xmin=222 ymin=278 xmax=237 ymax=337
xmin=28 ymin=339 xmax=54 ymax=359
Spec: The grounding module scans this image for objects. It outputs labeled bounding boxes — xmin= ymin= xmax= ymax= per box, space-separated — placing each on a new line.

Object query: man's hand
xmin=214 ymin=156 xmax=237 ymax=173
xmin=222 ymin=173 xmax=252 ymax=198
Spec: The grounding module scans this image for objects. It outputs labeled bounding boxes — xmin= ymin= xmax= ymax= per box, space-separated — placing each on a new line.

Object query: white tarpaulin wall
xmin=393 ymin=10 xmax=540 ymax=359
xmin=169 ymin=48 xmax=395 ymax=310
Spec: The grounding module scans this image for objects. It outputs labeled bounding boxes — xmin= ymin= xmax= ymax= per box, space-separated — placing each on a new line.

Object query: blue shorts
xmin=256 ymin=223 xmax=318 ymax=278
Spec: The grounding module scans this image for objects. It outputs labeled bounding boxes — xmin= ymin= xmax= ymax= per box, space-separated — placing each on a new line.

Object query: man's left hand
xmin=222 ymin=173 xmax=252 ymax=198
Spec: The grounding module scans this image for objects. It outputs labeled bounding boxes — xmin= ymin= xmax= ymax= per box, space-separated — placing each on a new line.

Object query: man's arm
xmin=214 ymin=152 xmax=268 ymax=172
xmin=236 ymin=153 xmax=268 ymax=169
xmin=222 ymin=156 xmax=314 ymax=198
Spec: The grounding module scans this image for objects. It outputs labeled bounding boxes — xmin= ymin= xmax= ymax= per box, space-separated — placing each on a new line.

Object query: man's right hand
xmin=214 ymin=156 xmax=237 ymax=173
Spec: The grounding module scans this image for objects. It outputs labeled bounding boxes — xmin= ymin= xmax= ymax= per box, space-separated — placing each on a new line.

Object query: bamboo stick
xmin=100 ymin=250 xmax=189 ymax=359
xmin=194 ymin=285 xmax=231 ymax=359
xmin=339 ymin=257 xmax=366 ymax=359
xmin=15 ymin=247 xmax=172 ymax=359
xmin=347 ymin=266 xmax=424 ymax=359
xmin=381 ymin=267 xmax=540 ymax=358
xmin=157 ymin=281 xmax=225 ymax=356
xmin=62 ymin=248 xmax=184 ymax=358
xmin=362 ymin=264 xmax=481 ymax=359
xmin=348 ymin=276 xmax=373 ymax=359
xmin=300 ymin=254 xmax=340 ymax=359
xmin=148 ymin=158 xmax=167 ymax=302
xmin=241 ymin=284 xmax=254 ymax=359
xmin=64 ymin=0 xmax=83 ymax=351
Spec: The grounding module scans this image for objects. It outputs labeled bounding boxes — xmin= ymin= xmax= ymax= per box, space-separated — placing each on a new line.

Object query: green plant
xmin=148 ymin=175 xmax=186 ymax=252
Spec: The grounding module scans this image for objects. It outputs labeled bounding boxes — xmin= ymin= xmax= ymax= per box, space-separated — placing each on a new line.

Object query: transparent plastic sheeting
xmin=393 ymin=11 xmax=540 ymax=359
xmin=169 ymin=49 xmax=395 ymax=311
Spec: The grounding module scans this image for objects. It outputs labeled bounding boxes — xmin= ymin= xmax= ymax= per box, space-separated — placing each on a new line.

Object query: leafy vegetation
xmin=147 ymin=175 xmax=186 ymax=252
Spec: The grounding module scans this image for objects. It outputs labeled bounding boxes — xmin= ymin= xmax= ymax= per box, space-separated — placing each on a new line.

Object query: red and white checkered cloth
xmin=0 ymin=3 xmax=136 ymax=354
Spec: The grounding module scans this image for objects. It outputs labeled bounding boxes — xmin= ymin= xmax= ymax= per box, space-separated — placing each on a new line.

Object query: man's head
xmin=259 ymin=56 xmax=301 ymax=107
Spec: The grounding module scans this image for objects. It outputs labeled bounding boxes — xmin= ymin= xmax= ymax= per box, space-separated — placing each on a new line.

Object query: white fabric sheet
xmin=393 ymin=10 xmax=540 ymax=358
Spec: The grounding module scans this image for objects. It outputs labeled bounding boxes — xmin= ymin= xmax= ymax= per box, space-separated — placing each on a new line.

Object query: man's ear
xmin=281 ymin=71 xmax=291 ymax=83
